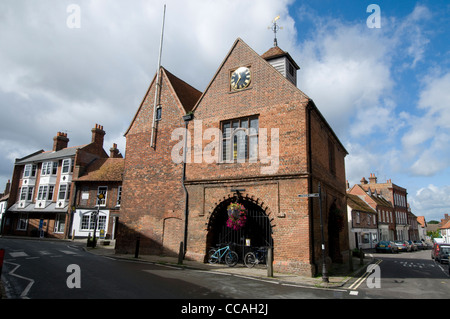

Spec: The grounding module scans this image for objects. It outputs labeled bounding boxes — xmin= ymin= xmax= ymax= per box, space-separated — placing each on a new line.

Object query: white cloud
xmin=410 ymin=184 xmax=450 ymax=221
xmin=0 ymin=0 xmax=295 ymax=186
xmin=296 ymin=22 xmax=394 ymax=138
xmin=400 ymin=71 xmax=450 ymax=176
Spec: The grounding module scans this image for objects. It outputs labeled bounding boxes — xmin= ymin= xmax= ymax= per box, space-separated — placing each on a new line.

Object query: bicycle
xmin=207 ymin=244 xmax=239 ymax=267
xmin=244 ymin=247 xmax=267 ymax=268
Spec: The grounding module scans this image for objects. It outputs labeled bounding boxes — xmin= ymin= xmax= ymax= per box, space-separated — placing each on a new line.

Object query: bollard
xmin=359 ymin=248 xmax=364 ymax=265
xmin=87 ymin=233 xmax=91 ymax=247
xmin=0 ymin=249 xmax=4 ymax=277
xmin=178 ymin=242 xmax=184 ymax=265
xmin=267 ymin=247 xmax=273 ymax=278
xmin=349 ymin=249 xmax=353 ymax=272
xmin=134 ymin=236 xmax=140 ymax=258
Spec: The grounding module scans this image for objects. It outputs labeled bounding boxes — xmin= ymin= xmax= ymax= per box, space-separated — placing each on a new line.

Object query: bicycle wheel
xmin=225 ymin=251 xmax=238 ymax=267
xmin=244 ymin=252 xmax=257 ymax=268
xmin=207 ymin=248 xmax=219 ymax=264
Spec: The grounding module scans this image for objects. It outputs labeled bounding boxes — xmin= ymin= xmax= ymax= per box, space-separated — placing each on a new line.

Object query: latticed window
xmin=221 ymin=116 xmax=258 ymax=163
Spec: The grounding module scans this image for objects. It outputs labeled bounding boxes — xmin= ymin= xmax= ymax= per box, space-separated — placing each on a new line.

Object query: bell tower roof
xmin=261 ymin=46 xmax=300 ymax=86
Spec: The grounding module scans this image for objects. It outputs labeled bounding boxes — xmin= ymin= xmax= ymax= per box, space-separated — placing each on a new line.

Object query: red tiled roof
xmin=164 ymin=68 xmax=202 ymax=113
xmin=417 ymin=216 xmax=426 ymax=227
xmin=441 ymin=220 xmax=450 ymax=229
xmin=75 ymin=158 xmax=124 ymax=182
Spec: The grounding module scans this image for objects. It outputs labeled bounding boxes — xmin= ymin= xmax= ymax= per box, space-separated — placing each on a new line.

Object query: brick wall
xmin=117 ymin=39 xmax=348 ymax=276
xmin=116 ymin=71 xmax=188 ymax=256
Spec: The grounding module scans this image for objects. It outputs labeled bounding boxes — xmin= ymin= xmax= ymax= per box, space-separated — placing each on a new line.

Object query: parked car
xmin=413 ymin=240 xmax=426 ymax=250
xmin=375 ymin=241 xmax=398 ymax=253
xmin=394 ymin=240 xmax=410 ymax=252
xmin=431 ymin=242 xmax=450 ymax=260
xmin=436 ymin=246 xmax=450 ymax=264
xmin=407 ymin=240 xmax=418 ymax=251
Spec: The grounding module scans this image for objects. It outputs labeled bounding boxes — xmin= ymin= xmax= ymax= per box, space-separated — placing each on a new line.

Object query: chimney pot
xmin=91 ymin=124 xmax=106 ymax=146
xmin=109 ymin=143 xmax=122 ymax=158
xmin=53 ymin=131 xmax=69 ymax=151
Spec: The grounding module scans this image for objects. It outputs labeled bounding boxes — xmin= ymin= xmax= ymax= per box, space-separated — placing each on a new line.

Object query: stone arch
xmin=205 ymin=194 xmax=274 ymax=261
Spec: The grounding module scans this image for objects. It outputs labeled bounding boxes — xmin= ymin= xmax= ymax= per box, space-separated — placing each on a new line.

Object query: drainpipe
xmin=307 ymin=101 xmax=316 ymax=275
xmin=181 ymin=113 xmax=193 ymax=258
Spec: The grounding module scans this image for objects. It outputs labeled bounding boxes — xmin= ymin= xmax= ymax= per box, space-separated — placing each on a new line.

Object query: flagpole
xmin=150 ymin=4 xmax=166 ymax=148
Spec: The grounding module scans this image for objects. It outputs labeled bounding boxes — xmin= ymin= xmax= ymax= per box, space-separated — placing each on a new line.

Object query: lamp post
xmin=92 ymin=193 xmax=104 ymax=248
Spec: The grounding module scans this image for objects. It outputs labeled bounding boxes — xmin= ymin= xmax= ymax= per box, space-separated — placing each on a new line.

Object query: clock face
xmin=231 ymin=66 xmax=251 ymax=91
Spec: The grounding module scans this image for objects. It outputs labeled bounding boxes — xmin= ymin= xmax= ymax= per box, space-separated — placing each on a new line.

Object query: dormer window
xmin=23 ymin=164 xmax=37 ymax=178
xmin=62 ymin=159 xmax=73 ymax=174
xmin=41 ymin=161 xmax=58 ymax=176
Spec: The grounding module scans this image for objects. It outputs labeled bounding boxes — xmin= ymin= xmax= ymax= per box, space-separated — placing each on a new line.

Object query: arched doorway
xmin=206 ymin=197 xmax=273 ymax=261
xmin=328 ymin=202 xmax=344 ymax=262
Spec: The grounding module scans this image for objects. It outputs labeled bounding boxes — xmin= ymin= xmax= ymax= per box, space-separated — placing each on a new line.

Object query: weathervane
xmin=269 ymin=15 xmax=283 ymax=47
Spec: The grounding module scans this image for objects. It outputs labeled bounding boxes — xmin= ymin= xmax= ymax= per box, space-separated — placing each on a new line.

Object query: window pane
xmin=232 ymin=121 xmax=239 ymax=130
xmin=249 ymin=135 xmax=258 ymax=160
xmin=222 ymin=139 xmax=229 ymax=161
xmin=250 ymin=118 xmax=259 ymax=131
xmin=98 ymin=216 xmax=106 ymax=230
xmin=58 ymin=185 xmax=67 ymax=200
xmin=235 ymin=130 xmax=247 ymax=161
xmin=52 ymin=162 xmax=58 ymax=175
xmin=81 ymin=215 xmax=90 ymax=230
xmin=48 ymin=186 xmax=54 ymax=201
xmin=97 ymin=187 xmax=107 ymax=205
xmin=223 ymin=123 xmax=231 ymax=138
xmin=62 ymin=159 xmax=70 ymax=173
xmin=27 ymin=187 xmax=33 ymax=201
xmin=24 ymin=165 xmax=31 ymax=177
xmin=20 ymin=187 xmax=27 ymax=200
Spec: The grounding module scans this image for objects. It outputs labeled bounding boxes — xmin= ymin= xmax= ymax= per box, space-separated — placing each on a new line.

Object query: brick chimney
xmin=91 ymin=124 xmax=105 ymax=147
xmin=369 ymin=173 xmax=377 ymax=184
xmin=53 ymin=132 xmax=69 ymax=151
xmin=360 ymin=177 xmax=368 ymax=185
xmin=109 ymin=143 xmax=123 ymax=158
xmin=4 ymin=179 xmax=10 ymax=195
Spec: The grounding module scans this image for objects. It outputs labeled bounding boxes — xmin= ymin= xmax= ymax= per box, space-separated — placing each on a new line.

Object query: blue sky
xmin=0 ymin=0 xmax=449 ymax=222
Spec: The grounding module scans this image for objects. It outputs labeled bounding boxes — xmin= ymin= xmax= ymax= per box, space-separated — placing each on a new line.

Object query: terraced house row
xmin=0 ymin=125 xmax=124 ymax=241
xmin=347 ymin=173 xmax=422 ymax=250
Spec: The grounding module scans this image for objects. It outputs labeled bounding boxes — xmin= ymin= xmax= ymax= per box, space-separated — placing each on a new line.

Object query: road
xmin=1 ymin=237 xmax=448 ymax=303
xmin=346 ymin=248 xmax=449 ymax=298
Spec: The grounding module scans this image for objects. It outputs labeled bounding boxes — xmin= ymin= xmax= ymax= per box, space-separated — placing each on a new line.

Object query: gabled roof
xmin=417 ymin=216 xmax=427 ymax=227
xmin=347 ymin=194 xmax=376 ymax=213
xmin=74 ymin=158 xmax=124 ymax=182
xmin=164 ymin=68 xmax=202 ymax=113
xmin=15 ymin=146 xmax=83 ymax=165
xmin=191 ymin=38 xmax=310 ymax=113
xmin=440 ymin=220 xmax=450 ymax=230
xmin=124 ymin=66 xmax=202 ymax=136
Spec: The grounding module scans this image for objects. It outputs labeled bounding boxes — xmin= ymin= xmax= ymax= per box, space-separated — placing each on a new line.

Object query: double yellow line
xmin=348 ymin=259 xmax=382 ymax=290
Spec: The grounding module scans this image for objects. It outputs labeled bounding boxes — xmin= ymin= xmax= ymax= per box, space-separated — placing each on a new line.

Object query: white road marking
xmin=4 ymin=261 xmax=35 ymax=299
xmin=9 ymin=252 xmax=28 ymax=258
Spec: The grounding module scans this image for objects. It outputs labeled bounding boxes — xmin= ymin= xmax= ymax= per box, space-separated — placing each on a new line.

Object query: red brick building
xmin=117 ymin=38 xmax=348 ymax=276
xmin=71 ymin=143 xmax=124 ymax=240
xmin=2 ymin=124 xmax=117 ymax=239
xmin=357 ymin=174 xmax=410 ymax=241
xmin=348 ymin=183 xmax=395 ymax=241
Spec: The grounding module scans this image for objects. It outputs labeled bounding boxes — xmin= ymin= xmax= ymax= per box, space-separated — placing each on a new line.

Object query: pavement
xmin=0 ymin=236 xmax=374 ymax=298
xmin=81 ymin=239 xmax=373 ymax=290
